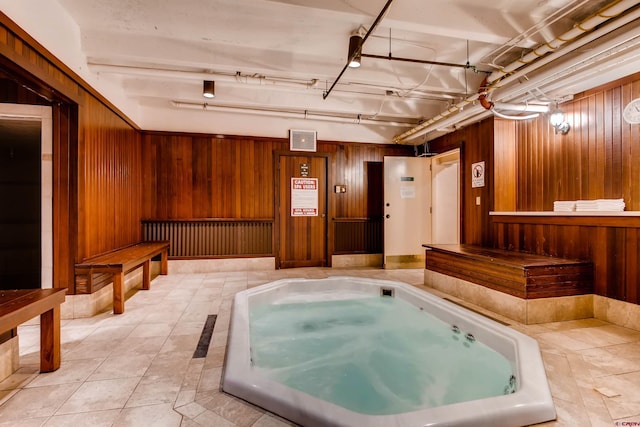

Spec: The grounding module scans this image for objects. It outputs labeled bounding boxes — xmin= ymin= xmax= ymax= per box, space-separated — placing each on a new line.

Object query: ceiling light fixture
xmin=203 ymin=80 xmax=215 ymax=98
xmin=348 ymin=35 xmax=363 ymax=68
xmin=549 ymin=105 xmax=570 ymax=134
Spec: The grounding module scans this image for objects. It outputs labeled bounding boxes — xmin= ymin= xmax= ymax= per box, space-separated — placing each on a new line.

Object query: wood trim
xmin=491 ymin=214 xmax=640 ymax=227
xmin=0 ymin=12 xmax=139 ymax=129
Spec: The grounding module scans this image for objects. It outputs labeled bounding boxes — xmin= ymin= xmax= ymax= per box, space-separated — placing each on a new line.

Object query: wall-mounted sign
xmin=472 ymin=161 xmax=485 ymax=188
xmin=400 ymin=186 xmax=416 ymax=199
xmin=299 ymin=163 xmax=310 ymax=177
xmin=291 ymin=177 xmax=318 ymax=216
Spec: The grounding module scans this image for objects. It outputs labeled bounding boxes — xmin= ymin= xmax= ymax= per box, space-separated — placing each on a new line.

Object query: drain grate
xmin=193 ymin=314 xmax=217 ymax=358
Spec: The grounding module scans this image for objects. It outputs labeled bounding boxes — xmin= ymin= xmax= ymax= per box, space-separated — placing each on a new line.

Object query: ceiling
xmin=14 ymin=0 xmax=640 ymax=143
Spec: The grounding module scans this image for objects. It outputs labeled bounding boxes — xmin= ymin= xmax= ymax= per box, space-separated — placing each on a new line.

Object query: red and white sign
xmin=291 ymin=177 xmax=318 ymax=216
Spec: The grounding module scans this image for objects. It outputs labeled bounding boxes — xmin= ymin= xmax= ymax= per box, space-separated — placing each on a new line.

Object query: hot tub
xmin=222 ymin=276 xmax=556 ymax=427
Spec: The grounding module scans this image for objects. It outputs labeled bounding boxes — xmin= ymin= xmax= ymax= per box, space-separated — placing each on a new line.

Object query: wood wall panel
xmin=494 ymin=119 xmax=516 ymax=211
xmin=142 ymin=133 xmax=411 ymax=222
xmin=514 ymin=75 xmax=640 ymax=210
xmin=0 ymin=13 xmax=142 ymax=292
xmin=491 ymin=72 xmax=640 ymax=303
xmin=78 ymin=95 xmax=142 ymax=261
xmin=142 ymin=134 xmax=287 ymax=219
xmin=52 ymin=103 xmax=77 ymax=291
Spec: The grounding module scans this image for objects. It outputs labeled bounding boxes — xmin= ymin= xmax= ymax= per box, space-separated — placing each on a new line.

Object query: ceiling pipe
xmin=89 ymin=63 xmax=318 ymax=89
xmin=361 ymin=53 xmax=488 ymax=73
xmin=490 ymin=110 xmax=540 ymax=120
xmin=492 ymin=102 xmax=549 ymax=113
xmin=323 ymin=0 xmax=394 ymax=100
xmin=486 ymin=0 xmax=640 ymax=83
xmin=483 ymin=0 xmax=594 ymax=69
xmin=492 ymin=24 xmax=640 ymax=105
xmin=393 ymin=0 xmax=640 ymax=143
xmin=89 ymin=62 xmax=461 ymax=103
xmin=170 ymin=100 xmax=419 ymax=127
xmin=400 ymin=20 xmax=640 ymax=142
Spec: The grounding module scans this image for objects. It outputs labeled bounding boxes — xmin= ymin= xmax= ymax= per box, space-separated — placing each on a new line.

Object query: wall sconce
xmin=203 ymin=80 xmax=215 ymax=98
xmin=348 ymin=35 xmax=363 ymax=68
xmin=549 ymin=106 xmax=570 ymax=134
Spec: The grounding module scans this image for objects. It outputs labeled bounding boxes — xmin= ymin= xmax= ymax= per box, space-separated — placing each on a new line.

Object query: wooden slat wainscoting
xmin=491 ymin=213 xmax=640 ymax=304
xmin=142 ymin=219 xmax=273 ymax=258
xmin=333 ymin=217 xmax=383 ymax=254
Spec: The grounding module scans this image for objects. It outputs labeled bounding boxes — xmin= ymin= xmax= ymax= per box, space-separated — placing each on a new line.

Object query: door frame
xmin=0 ymin=104 xmax=53 ymax=289
xmin=274 ymin=151 xmax=332 ymax=269
xmin=431 ymin=149 xmax=461 ymax=244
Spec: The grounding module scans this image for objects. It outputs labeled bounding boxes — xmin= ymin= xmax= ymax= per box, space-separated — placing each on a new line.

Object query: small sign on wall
xmin=472 ymin=161 xmax=485 ymax=188
xmin=291 ymin=177 xmax=318 ymax=216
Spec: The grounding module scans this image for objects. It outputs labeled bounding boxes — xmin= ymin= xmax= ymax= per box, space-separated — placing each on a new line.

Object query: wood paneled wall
xmin=78 ymin=95 xmax=142 ymax=261
xmin=142 ymin=134 xmax=280 ymax=219
xmin=491 ymin=72 xmax=640 ymax=304
xmin=514 ymin=73 xmax=640 ymax=210
xmin=0 ymin=13 xmax=141 ymax=292
xmin=141 ymin=132 xmax=411 ymax=221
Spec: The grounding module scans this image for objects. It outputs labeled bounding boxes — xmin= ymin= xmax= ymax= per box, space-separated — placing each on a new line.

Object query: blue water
xmin=249 ymin=296 xmax=514 ymax=415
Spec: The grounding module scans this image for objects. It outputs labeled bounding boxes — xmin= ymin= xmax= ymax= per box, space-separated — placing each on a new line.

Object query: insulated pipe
xmin=486 ymin=0 xmax=640 ymax=83
xmin=393 ymin=0 xmax=640 ymax=143
xmin=492 ymin=102 xmax=549 ymax=113
xmin=490 ymin=110 xmax=540 ymax=120
xmin=491 ymin=24 xmax=640 ymax=105
xmin=170 ymin=101 xmax=417 ymax=127
xmin=90 ymin=62 xmax=458 ymax=103
xmin=89 ymin=64 xmax=319 ymax=89
xmin=399 ymin=21 xmax=640 ymax=142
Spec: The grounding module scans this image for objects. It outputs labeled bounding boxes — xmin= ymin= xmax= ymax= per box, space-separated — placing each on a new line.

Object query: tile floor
xmin=1 ymin=267 xmax=640 ymax=427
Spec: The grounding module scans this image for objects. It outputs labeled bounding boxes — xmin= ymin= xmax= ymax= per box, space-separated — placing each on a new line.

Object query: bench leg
xmin=142 ymin=260 xmax=151 ymax=290
xmin=113 ymin=272 xmax=125 ymax=314
xmin=160 ymin=249 xmax=168 ymax=275
xmin=40 ymin=306 xmax=61 ymax=372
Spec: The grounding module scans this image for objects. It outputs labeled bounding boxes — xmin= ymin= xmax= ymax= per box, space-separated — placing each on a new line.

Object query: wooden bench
xmin=424 ymin=244 xmax=593 ymax=299
xmin=0 ymin=289 xmax=67 ymax=372
xmin=75 ymin=241 xmax=169 ymax=314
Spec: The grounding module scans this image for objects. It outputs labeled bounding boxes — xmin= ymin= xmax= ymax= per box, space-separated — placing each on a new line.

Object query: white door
xmin=431 ymin=150 xmax=460 ymax=244
xmin=383 ymin=156 xmax=431 ymax=269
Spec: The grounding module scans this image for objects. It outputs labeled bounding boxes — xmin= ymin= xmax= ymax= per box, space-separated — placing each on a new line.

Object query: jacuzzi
xmin=222 ymin=276 xmax=556 ymax=427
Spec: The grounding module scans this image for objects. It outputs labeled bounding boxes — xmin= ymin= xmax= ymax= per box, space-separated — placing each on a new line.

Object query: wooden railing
xmin=333 ymin=217 xmax=383 ymax=254
xmin=142 ymin=219 xmax=273 ymax=258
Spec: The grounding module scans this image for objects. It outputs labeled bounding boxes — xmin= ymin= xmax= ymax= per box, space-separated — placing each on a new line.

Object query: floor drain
xmin=193 ymin=314 xmax=217 ymax=358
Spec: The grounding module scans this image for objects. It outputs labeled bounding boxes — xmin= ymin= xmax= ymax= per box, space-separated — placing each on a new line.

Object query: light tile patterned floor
xmin=1 ymin=267 xmax=640 ymax=426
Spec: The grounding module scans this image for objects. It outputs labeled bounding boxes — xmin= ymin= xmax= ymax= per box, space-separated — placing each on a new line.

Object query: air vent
xmin=290 ymin=130 xmax=317 ymax=152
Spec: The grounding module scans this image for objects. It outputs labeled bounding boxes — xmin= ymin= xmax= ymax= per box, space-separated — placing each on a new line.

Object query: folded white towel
xmin=553 ymin=200 xmax=576 ymax=212
xmin=575 ymin=198 xmax=625 ymax=212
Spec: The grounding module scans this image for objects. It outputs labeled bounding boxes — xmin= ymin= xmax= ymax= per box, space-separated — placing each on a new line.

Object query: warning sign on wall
xmin=291 ymin=177 xmax=318 ymax=216
xmin=472 ymin=161 xmax=485 ymax=188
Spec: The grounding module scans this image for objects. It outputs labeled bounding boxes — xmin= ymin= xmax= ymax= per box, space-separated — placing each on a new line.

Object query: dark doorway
xmin=0 ymin=118 xmax=41 ymax=289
